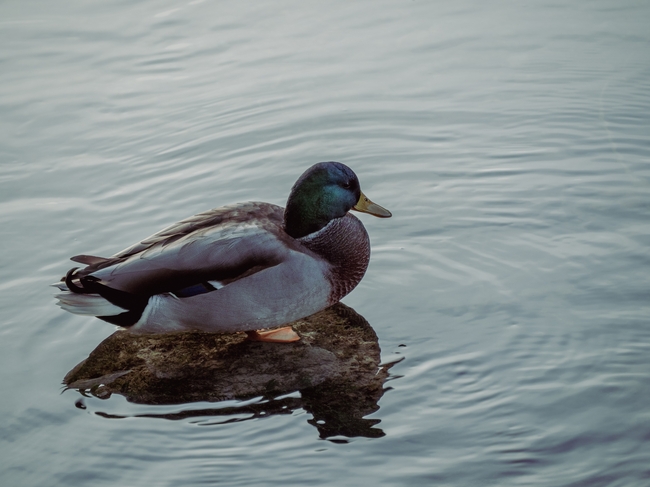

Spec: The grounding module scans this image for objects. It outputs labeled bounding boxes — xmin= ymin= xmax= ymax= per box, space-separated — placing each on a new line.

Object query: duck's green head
xmin=284 ymin=161 xmax=391 ymax=239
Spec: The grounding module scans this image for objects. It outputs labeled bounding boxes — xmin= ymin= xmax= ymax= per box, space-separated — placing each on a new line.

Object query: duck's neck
xmin=298 ymin=213 xmax=370 ymax=303
xmin=284 ymin=206 xmax=327 ymax=239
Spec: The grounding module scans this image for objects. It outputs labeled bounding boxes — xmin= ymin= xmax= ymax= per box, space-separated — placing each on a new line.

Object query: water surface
xmin=1 ymin=1 xmax=649 ymax=485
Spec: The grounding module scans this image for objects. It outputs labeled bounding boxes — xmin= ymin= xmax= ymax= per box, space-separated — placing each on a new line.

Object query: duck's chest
xmin=298 ymin=214 xmax=371 ymax=303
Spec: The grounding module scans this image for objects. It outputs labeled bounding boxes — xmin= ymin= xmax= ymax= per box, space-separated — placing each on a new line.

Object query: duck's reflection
xmin=65 ymin=303 xmax=397 ymax=440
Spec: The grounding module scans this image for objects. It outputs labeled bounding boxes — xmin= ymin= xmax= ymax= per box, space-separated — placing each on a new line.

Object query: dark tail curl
xmin=65 ymin=267 xmax=87 ymax=294
xmin=62 ymin=267 xmax=148 ymax=327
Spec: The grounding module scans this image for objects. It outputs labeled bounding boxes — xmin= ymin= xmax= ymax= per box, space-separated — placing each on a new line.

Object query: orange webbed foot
xmin=246 ymin=326 xmax=300 ymax=343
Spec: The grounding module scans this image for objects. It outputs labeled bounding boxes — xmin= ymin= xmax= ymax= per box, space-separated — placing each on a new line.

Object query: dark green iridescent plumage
xmin=284 ymin=162 xmax=361 ymax=238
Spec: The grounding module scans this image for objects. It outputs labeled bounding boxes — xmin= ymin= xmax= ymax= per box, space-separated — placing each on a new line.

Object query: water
xmin=1 ymin=0 xmax=649 ymax=485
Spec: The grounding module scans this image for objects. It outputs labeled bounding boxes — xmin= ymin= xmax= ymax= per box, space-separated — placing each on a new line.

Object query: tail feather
xmin=58 ymin=267 xmax=149 ymax=327
xmin=51 ymin=281 xmax=68 ymax=291
xmin=70 ymin=254 xmax=111 ymax=266
xmin=56 ymin=292 xmax=128 ymax=317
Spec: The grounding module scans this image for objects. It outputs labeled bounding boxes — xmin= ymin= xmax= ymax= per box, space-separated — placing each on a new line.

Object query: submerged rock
xmin=65 ymin=303 xmax=395 ymax=439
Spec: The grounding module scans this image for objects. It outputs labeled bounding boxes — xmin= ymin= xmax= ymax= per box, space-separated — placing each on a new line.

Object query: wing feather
xmin=74 ymin=202 xmax=291 ymax=296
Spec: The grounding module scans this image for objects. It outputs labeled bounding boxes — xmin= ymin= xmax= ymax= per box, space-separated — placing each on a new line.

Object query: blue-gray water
xmin=2 ymin=1 xmax=649 ymax=485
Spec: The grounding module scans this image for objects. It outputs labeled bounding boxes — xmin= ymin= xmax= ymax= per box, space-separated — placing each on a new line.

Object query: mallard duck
xmin=56 ymin=162 xmax=391 ymax=342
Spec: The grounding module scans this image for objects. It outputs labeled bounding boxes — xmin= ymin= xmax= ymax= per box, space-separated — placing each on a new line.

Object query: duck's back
xmin=80 ymin=202 xmax=291 ymax=295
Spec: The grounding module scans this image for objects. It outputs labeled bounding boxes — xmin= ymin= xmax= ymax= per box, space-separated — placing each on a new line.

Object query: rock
xmin=65 ymin=303 xmax=395 ymax=439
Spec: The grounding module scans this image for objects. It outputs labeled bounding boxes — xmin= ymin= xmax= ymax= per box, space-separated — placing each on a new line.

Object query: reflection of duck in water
xmin=56 ymin=162 xmax=390 ymax=342
xmin=65 ymin=303 xmax=400 ymax=440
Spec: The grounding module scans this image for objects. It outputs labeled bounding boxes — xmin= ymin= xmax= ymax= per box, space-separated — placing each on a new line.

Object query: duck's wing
xmin=114 ymin=202 xmax=283 ymax=259
xmin=68 ymin=202 xmax=292 ymax=297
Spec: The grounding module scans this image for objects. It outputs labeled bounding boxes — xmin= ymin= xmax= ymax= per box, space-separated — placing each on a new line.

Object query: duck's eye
xmin=341 ymin=180 xmax=352 ymax=189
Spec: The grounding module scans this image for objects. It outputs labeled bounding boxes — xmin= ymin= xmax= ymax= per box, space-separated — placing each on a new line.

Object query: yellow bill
xmin=352 ymin=191 xmax=392 ymax=218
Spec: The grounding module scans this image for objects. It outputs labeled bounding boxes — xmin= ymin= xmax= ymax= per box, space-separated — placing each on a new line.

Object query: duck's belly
xmin=129 ymin=255 xmax=332 ymax=334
